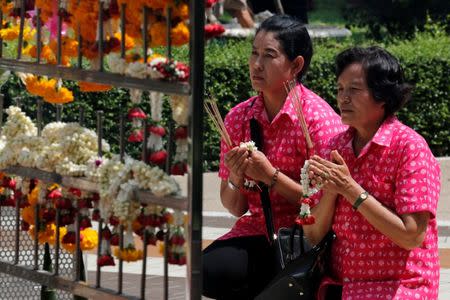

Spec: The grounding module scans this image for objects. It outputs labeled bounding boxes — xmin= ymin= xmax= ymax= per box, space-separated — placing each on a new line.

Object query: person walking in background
xmin=223 ymin=0 xmax=255 ymax=28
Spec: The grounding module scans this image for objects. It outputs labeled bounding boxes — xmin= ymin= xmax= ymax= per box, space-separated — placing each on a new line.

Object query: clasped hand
xmin=308 ymin=150 xmax=358 ymax=197
xmin=224 ymin=146 xmax=274 ymax=184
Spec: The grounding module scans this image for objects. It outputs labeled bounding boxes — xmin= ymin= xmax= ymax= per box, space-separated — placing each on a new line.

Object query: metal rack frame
xmin=0 ymin=0 xmax=204 ymax=299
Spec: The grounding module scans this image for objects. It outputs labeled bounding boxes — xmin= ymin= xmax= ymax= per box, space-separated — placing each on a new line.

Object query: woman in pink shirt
xmin=305 ymin=46 xmax=441 ymax=299
xmin=202 ymin=15 xmax=346 ymax=299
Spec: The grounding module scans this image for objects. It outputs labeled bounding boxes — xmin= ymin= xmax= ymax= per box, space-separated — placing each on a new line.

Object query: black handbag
xmin=249 ymin=118 xmax=335 ymax=300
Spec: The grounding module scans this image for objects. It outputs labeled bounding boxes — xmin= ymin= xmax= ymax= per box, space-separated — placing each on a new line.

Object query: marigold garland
xmin=35 ymin=0 xmax=54 ymax=24
xmin=78 ymin=81 xmax=113 ymax=92
xmin=61 ymin=227 xmax=99 ymax=253
xmin=1 ymin=0 xmax=13 ymax=15
xmin=113 ymin=246 xmax=144 ymax=262
xmin=22 ymin=74 xmax=74 ymax=104
xmin=0 ymin=23 xmax=35 ymax=41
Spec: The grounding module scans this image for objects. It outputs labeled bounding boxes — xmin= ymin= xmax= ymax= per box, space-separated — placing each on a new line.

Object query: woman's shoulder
xmin=390 ymin=119 xmax=432 ymax=152
xmin=388 ymin=118 xmax=438 ymax=167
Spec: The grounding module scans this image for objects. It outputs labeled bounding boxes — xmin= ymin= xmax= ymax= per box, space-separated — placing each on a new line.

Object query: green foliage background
xmin=1 ymin=29 xmax=448 ymax=171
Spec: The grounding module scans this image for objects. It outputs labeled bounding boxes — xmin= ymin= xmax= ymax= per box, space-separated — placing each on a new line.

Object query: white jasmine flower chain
xmin=300 ymin=160 xmax=323 ymax=197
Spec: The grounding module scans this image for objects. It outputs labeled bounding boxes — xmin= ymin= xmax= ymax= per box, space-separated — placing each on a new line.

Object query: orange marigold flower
xmin=171 ymin=22 xmax=189 ymax=46
xmin=22 ymin=205 xmax=35 ymax=225
xmin=78 ymin=81 xmax=112 ymax=92
xmin=113 ymin=247 xmax=144 ymax=262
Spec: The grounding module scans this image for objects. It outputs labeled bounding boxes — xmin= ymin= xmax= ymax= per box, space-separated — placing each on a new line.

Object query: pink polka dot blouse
xmin=218 ymin=84 xmax=346 ymax=240
xmin=317 ymin=116 xmax=441 ymax=299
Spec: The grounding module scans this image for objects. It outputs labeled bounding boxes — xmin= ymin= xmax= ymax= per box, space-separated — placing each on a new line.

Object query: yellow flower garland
xmin=22 ymin=75 xmax=74 ymax=104
xmin=35 ymin=0 xmax=54 ymax=24
xmin=61 ymin=228 xmax=99 ymax=253
xmin=78 ymin=81 xmax=112 ymax=92
xmin=0 ymin=24 xmax=35 ymax=41
xmin=113 ymin=246 xmax=144 ymax=262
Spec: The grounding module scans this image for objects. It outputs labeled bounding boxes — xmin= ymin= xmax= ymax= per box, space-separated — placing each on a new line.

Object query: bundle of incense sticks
xmin=284 ymin=80 xmax=314 ymax=156
xmin=204 ymin=99 xmax=232 ymax=147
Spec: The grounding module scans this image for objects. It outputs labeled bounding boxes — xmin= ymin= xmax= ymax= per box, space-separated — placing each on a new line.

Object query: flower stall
xmin=0 ymin=0 xmax=210 ymax=299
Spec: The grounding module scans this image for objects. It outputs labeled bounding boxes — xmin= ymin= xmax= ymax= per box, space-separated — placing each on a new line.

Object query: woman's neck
xmin=352 ymin=119 xmax=383 ymax=155
xmin=262 ymin=88 xmax=288 ymax=121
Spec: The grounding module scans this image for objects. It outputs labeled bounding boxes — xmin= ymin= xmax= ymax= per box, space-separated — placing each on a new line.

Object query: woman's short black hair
xmin=336 ymin=46 xmax=413 ymax=117
xmin=256 ymin=14 xmax=313 ymax=82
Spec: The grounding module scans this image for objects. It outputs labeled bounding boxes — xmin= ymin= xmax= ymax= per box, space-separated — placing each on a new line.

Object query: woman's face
xmin=337 ymin=63 xmax=385 ymax=129
xmin=249 ymin=30 xmax=297 ymax=94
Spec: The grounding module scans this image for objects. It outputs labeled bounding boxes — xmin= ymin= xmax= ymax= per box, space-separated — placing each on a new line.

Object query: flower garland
xmin=78 ymin=81 xmax=113 ymax=92
xmin=0 ymin=22 xmax=35 ymax=41
xmin=300 ymin=160 xmax=323 ymax=197
xmin=296 ymin=160 xmax=322 ymax=225
xmin=0 ymin=106 xmax=110 ymax=175
xmin=237 ymin=141 xmax=261 ymax=191
xmin=171 ymin=126 xmax=188 ymax=175
xmin=157 ymin=210 xmax=187 ymax=265
xmin=19 ymin=73 xmax=74 ymax=105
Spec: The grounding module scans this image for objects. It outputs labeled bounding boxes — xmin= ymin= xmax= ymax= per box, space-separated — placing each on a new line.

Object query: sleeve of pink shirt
xmin=394 ymin=139 xmax=441 ymax=218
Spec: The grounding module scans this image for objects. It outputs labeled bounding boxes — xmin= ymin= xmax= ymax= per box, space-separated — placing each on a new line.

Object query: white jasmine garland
xmin=239 ymin=141 xmax=257 ymax=152
xmin=300 ymin=160 xmax=323 ymax=197
xmin=84 ymin=156 xmax=103 ymax=182
xmin=126 ymin=61 xmax=148 ymax=79
xmin=2 ymin=106 xmax=37 ymax=140
xmin=150 ymin=92 xmax=163 ymax=121
xmin=168 ymin=95 xmax=189 ymax=126
xmin=107 ymin=53 xmax=127 ymax=75
xmin=129 ymin=89 xmax=143 ymax=105
xmin=113 ymin=180 xmax=140 ymax=225
xmin=147 ymin=132 xmax=164 ymax=151
xmin=173 ymin=138 xmax=188 ymax=163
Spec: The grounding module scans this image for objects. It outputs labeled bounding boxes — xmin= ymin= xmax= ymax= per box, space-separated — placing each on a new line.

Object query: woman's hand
xmin=309 ymin=150 xmax=360 ymax=198
xmin=224 ymin=146 xmax=250 ymax=181
xmin=245 ymin=150 xmax=275 ymax=184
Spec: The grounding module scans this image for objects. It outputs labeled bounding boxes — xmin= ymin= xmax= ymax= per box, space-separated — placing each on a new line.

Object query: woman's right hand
xmin=224 ymin=146 xmax=250 ymax=180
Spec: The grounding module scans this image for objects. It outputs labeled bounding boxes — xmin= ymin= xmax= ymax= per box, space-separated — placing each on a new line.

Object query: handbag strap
xmin=250 ymin=118 xmax=276 ymax=244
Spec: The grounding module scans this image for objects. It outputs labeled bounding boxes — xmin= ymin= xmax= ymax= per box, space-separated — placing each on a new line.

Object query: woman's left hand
xmin=245 ymin=150 xmax=275 ymax=185
xmin=309 ymin=150 xmax=360 ymax=197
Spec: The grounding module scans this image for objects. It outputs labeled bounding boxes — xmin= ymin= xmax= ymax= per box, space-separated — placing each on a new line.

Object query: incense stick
xmin=284 ymin=80 xmax=314 ymax=154
xmin=204 ymin=99 xmax=232 ymax=147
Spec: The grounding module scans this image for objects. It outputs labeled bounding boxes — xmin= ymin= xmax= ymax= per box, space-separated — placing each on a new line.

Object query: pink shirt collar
xmin=244 ymin=84 xmax=304 ymax=125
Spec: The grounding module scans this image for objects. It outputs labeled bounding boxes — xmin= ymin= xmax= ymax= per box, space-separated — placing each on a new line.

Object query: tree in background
xmin=343 ymin=0 xmax=449 ymax=39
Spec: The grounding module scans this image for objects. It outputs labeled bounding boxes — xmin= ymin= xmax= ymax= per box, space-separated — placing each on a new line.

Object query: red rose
xmin=110 ymin=234 xmax=119 ymax=246
xmin=97 ymin=254 xmax=115 ymax=267
xmin=62 ymin=231 xmax=76 ymax=244
xmin=174 ymin=126 xmax=188 ymax=139
xmin=171 ymin=162 xmax=187 ymax=175
xmin=149 ymin=150 xmax=168 ymax=165
xmin=148 ymin=125 xmax=166 ymax=137
xmin=205 ymin=24 xmax=225 ymax=39
xmin=102 ymin=227 xmax=112 ymax=240
xmin=80 ymin=217 xmax=92 ymax=229
xmin=47 ymin=188 xmax=62 ymax=200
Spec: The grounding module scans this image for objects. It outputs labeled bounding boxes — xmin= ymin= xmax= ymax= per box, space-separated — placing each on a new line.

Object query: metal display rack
xmin=0 ymin=0 xmax=204 ymax=299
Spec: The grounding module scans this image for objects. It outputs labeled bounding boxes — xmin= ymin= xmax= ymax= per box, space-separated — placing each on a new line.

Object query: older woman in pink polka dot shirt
xmin=305 ymin=46 xmax=441 ymax=299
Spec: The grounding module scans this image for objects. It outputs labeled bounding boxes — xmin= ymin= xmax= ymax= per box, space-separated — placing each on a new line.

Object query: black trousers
xmin=202 ymin=235 xmax=275 ymax=300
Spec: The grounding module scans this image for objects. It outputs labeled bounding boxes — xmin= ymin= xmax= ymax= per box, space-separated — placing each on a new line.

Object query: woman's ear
xmin=292 ymin=56 xmax=305 ymax=78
